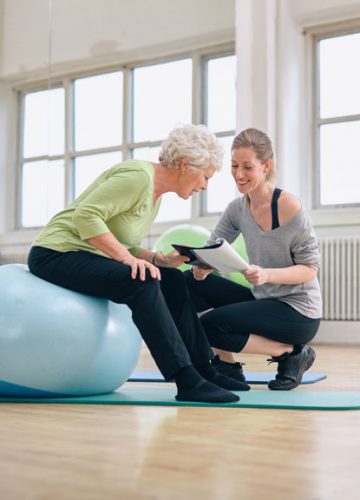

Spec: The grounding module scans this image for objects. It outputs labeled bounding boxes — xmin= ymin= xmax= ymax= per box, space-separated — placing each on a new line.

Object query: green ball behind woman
xmin=229 ymin=234 xmax=251 ymax=288
xmin=154 ymin=225 xmax=251 ymax=289
xmin=153 ymin=224 xmax=211 ymax=271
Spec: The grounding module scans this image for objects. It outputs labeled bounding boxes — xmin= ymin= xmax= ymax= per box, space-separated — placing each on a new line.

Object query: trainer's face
xmin=231 ymin=147 xmax=270 ymax=194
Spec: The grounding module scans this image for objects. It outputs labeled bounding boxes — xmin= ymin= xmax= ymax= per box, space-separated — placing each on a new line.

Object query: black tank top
xmin=271 ymin=188 xmax=282 ymax=230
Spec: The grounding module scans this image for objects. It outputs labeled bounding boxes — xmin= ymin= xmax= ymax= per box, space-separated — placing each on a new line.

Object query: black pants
xmin=184 ymin=272 xmax=321 ymax=352
xmin=28 ymin=247 xmax=213 ymax=380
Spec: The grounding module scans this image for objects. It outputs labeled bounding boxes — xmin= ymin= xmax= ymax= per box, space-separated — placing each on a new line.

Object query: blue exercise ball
xmin=0 ymin=264 xmax=141 ymax=398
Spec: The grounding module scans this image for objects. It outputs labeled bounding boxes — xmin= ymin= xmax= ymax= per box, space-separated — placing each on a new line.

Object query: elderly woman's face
xmin=177 ymin=163 xmax=217 ymax=199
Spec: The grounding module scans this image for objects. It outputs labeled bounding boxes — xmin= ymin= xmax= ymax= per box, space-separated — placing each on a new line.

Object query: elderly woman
xmin=28 ymin=124 xmax=248 ymax=403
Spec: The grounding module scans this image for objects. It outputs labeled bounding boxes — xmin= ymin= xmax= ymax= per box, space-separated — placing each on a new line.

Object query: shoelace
xmin=266 ymin=353 xmax=290 ymax=365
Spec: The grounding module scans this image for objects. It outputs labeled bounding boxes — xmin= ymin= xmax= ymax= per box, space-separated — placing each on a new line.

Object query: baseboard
xmin=313 ymin=321 xmax=360 ymax=345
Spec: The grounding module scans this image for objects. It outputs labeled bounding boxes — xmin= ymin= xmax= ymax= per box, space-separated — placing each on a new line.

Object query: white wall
xmin=1 ymin=0 xmax=235 ymax=79
xmin=0 ymin=83 xmax=17 ymax=235
xmin=235 ymin=0 xmax=360 ymax=238
xmin=290 ymin=0 xmax=360 ymax=25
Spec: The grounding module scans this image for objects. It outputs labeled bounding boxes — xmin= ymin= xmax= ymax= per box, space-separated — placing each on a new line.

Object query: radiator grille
xmin=319 ymin=237 xmax=360 ymax=320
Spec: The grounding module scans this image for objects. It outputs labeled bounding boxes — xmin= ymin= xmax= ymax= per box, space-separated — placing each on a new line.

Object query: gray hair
xmin=159 ymin=124 xmax=223 ymax=171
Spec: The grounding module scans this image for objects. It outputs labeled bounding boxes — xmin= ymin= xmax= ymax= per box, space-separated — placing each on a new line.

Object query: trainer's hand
xmin=192 ymin=264 xmax=213 ymax=281
xmin=121 ymin=256 xmax=161 ymax=281
xmin=243 ymin=265 xmax=269 ymax=286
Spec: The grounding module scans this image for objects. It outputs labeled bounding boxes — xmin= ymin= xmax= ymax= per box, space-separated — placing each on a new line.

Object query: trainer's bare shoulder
xmin=277 ymin=191 xmax=302 ymax=226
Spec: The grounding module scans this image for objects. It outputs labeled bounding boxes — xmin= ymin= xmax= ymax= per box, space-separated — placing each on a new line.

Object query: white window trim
xmin=306 ymin=19 xmax=360 ymax=215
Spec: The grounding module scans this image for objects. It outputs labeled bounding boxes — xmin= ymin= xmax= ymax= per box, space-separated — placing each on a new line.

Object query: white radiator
xmin=318 ymin=237 xmax=360 ymax=321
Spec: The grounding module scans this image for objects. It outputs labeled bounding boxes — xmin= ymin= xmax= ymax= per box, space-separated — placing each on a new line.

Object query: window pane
xmin=207 ymin=55 xmax=236 ymax=132
xmin=21 ymin=160 xmax=65 ymax=227
xmin=132 ymin=146 xmax=161 ymax=163
xmin=320 ymin=121 xmax=360 ymax=205
xmin=74 ymin=151 xmax=123 ymax=198
xmin=156 ymin=193 xmax=191 ymax=223
xmin=74 ymin=72 xmax=123 ymax=151
xmin=133 ymin=59 xmax=192 ymax=142
xmin=206 ymin=136 xmax=237 ymax=213
xmin=320 ymin=34 xmax=360 ymax=119
xmin=23 ymin=88 xmax=64 ymax=158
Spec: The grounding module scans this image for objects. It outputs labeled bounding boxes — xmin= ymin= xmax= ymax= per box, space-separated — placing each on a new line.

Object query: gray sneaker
xmin=268 ymin=345 xmax=316 ymax=390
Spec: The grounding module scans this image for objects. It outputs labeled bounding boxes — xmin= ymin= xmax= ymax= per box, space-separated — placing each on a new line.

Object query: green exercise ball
xmin=228 ymin=234 xmax=251 ymax=288
xmin=153 ymin=224 xmax=211 ymax=271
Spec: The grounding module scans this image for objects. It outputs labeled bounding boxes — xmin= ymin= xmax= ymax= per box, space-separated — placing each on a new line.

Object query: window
xmin=204 ymin=54 xmax=237 ymax=214
xmin=73 ymin=72 xmax=123 ymax=197
xmin=18 ymin=47 xmax=235 ymax=228
xmin=21 ymin=88 xmax=65 ymax=227
xmin=132 ymin=59 xmax=192 ymax=222
xmin=315 ymin=30 xmax=360 ymax=207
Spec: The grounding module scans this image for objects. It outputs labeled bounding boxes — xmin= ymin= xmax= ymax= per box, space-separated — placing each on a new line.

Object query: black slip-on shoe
xmin=211 ymin=355 xmax=247 ymax=383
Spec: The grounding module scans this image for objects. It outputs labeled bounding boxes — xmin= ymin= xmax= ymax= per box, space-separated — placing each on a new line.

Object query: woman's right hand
xmin=121 ymin=255 xmax=161 ymax=281
xmin=192 ymin=264 xmax=213 ymax=281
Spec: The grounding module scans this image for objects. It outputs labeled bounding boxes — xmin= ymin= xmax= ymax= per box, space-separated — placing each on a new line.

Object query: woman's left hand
xmin=243 ymin=265 xmax=269 ymax=286
xmin=157 ymin=251 xmax=190 ymax=268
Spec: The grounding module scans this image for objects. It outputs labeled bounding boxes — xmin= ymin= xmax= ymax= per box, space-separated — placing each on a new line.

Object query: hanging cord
xmin=46 ymin=0 xmax=53 ymax=160
xmin=45 ymin=0 xmax=53 ymax=218
xmin=47 ymin=0 xmax=53 ymax=94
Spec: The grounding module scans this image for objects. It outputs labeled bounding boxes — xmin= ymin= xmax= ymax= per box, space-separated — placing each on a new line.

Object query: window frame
xmin=201 ymin=51 xmax=237 ymax=215
xmin=18 ymin=84 xmax=67 ymax=226
xmin=311 ymin=20 xmax=360 ymax=210
xmin=16 ymin=43 xmax=235 ymax=229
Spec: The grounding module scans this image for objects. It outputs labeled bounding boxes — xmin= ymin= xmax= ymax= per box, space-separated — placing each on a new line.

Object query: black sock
xmin=196 ymin=362 xmax=217 ymax=379
xmin=173 ymin=366 xmax=240 ymax=403
xmin=173 ymin=365 xmax=202 ymax=391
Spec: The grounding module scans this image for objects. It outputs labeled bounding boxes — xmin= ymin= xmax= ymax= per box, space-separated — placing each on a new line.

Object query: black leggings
xmin=184 ymin=272 xmax=320 ymax=353
xmin=28 ymin=247 xmax=213 ymax=380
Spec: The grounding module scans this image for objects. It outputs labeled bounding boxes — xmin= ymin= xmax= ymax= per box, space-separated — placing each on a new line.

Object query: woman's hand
xmin=192 ymin=264 xmax=213 ymax=281
xmin=243 ymin=265 xmax=269 ymax=286
xmin=156 ymin=251 xmax=190 ymax=269
xmin=121 ymin=255 xmax=161 ymax=281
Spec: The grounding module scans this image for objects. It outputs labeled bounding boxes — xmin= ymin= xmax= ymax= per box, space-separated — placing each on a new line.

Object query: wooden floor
xmin=1 ymin=344 xmax=360 ymax=500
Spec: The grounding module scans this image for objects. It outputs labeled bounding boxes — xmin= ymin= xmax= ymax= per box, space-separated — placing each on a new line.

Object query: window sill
xmin=0 ymin=229 xmax=41 ymax=249
xmin=311 ymin=207 xmax=360 ymax=228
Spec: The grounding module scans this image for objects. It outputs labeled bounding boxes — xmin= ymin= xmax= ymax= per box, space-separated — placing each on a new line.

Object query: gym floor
xmin=1 ymin=344 xmax=360 ymax=500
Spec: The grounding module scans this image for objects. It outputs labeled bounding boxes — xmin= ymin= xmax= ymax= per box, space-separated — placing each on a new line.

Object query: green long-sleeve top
xmin=33 ymin=160 xmax=161 ymax=258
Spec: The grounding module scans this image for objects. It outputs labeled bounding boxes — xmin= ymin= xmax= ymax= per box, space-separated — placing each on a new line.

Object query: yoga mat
xmin=1 ymin=388 xmax=359 ymax=410
xmin=128 ymin=370 xmax=327 ymax=385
